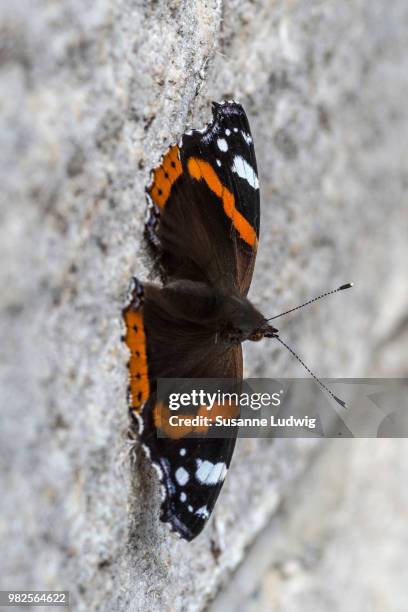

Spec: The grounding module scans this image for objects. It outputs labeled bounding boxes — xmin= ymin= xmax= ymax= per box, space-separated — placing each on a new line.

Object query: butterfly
xmin=122 ymin=101 xmax=349 ymax=541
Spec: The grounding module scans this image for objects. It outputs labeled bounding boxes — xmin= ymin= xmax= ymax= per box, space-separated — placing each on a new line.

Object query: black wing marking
xmin=139 ymin=346 xmax=242 ymax=541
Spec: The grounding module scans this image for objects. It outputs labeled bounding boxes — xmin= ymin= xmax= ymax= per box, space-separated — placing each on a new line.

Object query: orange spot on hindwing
xmin=187 ymin=157 xmax=257 ymax=248
xmin=123 ymin=303 xmax=149 ymax=413
xmin=148 ymin=145 xmax=183 ymax=209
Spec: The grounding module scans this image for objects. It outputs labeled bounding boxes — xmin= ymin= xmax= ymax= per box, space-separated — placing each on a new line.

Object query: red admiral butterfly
xmin=123 ymin=101 xmax=350 ymax=541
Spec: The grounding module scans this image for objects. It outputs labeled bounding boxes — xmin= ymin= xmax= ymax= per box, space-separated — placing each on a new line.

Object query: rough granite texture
xmin=1 ymin=1 xmax=407 ymax=611
xmin=209 ymin=439 xmax=408 ymax=612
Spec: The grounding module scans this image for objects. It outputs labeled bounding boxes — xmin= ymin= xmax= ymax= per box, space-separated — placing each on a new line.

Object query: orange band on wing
xmin=153 ymin=402 xmax=239 ymax=440
xmin=123 ymin=306 xmax=149 ymax=412
xmin=148 ymin=145 xmax=183 ymax=209
xmin=153 ymin=403 xmax=208 ymax=440
xmin=187 ymin=157 xmax=257 ymax=247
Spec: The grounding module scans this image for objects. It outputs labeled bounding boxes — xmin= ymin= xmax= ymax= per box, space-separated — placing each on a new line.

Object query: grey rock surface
xmin=209 ymin=438 xmax=408 ymax=612
xmin=1 ymin=1 xmax=407 ymax=611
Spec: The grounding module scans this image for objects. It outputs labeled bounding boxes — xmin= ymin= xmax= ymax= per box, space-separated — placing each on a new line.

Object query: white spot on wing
xmin=225 ymin=128 xmax=231 ymax=136
xmin=242 ymin=131 xmax=253 ymax=145
xmin=180 ymin=492 xmax=187 ymax=502
xmin=233 ymin=127 xmax=238 ymax=133
xmin=175 ymin=467 xmax=189 ymax=486
xmin=231 ymin=155 xmax=259 ymax=189
xmin=195 ymin=505 xmax=210 ymax=519
xmin=179 ymin=448 xmax=186 ymax=456
xmin=195 ymin=460 xmax=227 ymax=485
xmin=188 ymin=505 xmax=193 ymax=512
xmin=134 ymin=412 xmax=144 ymax=434
xmin=217 ymin=138 xmax=228 ymax=152
xmin=216 ymin=159 xmax=221 ymax=167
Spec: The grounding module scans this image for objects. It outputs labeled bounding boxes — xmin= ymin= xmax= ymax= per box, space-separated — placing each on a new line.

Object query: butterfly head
xmin=216 ymin=293 xmax=278 ymax=345
xmin=248 ymin=322 xmax=278 ymax=342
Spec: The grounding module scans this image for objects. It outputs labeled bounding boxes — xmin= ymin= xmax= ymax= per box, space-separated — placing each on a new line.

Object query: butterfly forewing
xmin=146 ymin=101 xmax=260 ymax=295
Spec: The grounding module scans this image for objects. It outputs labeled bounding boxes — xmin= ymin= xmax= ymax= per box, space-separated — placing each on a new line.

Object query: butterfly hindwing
xmin=123 ymin=278 xmax=242 ymax=540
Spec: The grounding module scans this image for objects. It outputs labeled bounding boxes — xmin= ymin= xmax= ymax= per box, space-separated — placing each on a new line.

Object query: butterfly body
xmin=123 ymin=101 xmax=266 ymax=540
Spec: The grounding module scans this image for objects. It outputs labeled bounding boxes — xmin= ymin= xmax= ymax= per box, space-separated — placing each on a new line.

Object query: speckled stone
xmin=1 ymin=1 xmax=407 ymax=610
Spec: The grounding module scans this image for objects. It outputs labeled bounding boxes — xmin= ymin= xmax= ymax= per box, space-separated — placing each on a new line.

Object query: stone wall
xmin=1 ymin=1 xmax=407 ymax=610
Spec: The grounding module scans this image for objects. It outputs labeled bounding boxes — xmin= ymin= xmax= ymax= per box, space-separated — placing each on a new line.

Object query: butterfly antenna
xmin=267 ymin=283 xmax=353 ymax=321
xmin=274 ymin=335 xmax=347 ymax=408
